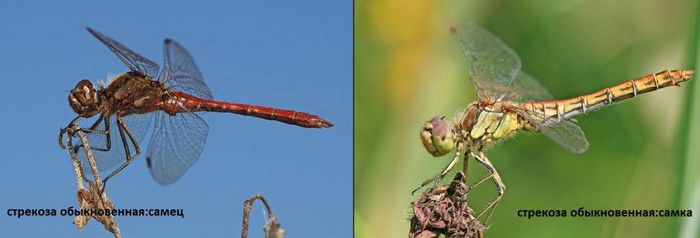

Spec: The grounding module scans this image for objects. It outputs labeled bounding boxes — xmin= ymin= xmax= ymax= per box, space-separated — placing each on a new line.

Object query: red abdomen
xmin=162 ymin=92 xmax=333 ymax=128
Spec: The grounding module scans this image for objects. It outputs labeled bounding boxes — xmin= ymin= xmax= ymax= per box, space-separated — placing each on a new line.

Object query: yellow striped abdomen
xmin=520 ymin=69 xmax=694 ymax=123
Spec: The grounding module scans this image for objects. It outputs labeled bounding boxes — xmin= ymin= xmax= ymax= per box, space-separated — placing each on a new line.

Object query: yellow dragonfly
xmin=415 ymin=23 xmax=694 ymax=221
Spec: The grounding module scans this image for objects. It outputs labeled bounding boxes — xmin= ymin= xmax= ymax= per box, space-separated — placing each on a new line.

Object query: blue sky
xmin=0 ymin=1 xmax=351 ymax=237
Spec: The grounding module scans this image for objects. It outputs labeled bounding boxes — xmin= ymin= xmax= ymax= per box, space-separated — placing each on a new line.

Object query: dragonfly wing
xmin=160 ymin=39 xmax=213 ymax=100
xmin=539 ymin=119 xmax=589 ymax=154
xmin=520 ymin=112 xmax=589 ymax=154
xmin=508 ymin=71 xmax=554 ymax=102
xmin=146 ymin=111 xmax=209 ymax=185
xmin=86 ymin=28 xmax=160 ymax=77
xmin=451 ymin=23 xmax=521 ymax=99
xmin=76 ymin=113 xmax=153 ymax=173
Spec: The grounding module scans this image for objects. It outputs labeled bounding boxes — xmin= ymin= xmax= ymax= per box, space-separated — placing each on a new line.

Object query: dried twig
xmin=409 ymin=171 xmax=485 ymax=238
xmin=241 ymin=194 xmax=284 ymax=238
xmin=60 ymin=123 xmax=121 ymax=238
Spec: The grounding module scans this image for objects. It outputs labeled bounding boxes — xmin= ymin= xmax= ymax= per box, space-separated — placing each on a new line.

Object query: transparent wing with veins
xmin=87 ymin=28 xmax=160 ymax=77
xmin=515 ymin=108 xmax=590 ymax=154
xmin=146 ymin=111 xmax=209 ymax=185
xmin=144 ymin=39 xmax=213 ymax=184
xmin=159 ymin=39 xmax=213 ymax=100
xmin=509 ymin=71 xmax=554 ymax=102
xmin=538 ymin=120 xmax=589 ymax=154
xmin=451 ymin=23 xmax=521 ymax=100
xmin=452 ymin=23 xmax=589 ymax=153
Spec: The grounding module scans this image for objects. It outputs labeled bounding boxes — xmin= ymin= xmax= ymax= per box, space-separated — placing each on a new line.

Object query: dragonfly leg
xmin=87 ymin=114 xmax=105 ymax=130
xmin=101 ymin=117 xmax=141 ymax=191
xmin=60 ymin=115 xmax=111 ymax=184
xmin=412 ymin=142 xmax=465 ymax=195
xmin=58 ymin=115 xmax=83 ymax=149
xmin=472 ymin=151 xmax=505 ymax=223
xmin=81 ymin=115 xmax=111 ymax=152
xmin=68 ymin=115 xmax=112 ymax=153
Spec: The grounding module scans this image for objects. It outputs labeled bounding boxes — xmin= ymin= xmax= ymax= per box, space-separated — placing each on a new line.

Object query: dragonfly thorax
xmin=69 ymin=79 xmax=100 ymax=118
xmin=457 ymin=101 xmax=526 ymax=148
xmin=99 ymin=72 xmax=168 ymax=117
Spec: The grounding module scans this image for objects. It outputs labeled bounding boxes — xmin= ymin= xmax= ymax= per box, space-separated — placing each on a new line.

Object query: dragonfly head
xmin=420 ymin=115 xmax=456 ymax=157
xmin=69 ymin=79 xmax=100 ymax=117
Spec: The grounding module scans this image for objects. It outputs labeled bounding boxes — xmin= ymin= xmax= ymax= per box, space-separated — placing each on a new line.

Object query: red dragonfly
xmin=60 ymin=28 xmax=332 ymax=185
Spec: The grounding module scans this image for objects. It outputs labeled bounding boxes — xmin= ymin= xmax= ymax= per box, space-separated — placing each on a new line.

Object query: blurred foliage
xmin=677 ymin=2 xmax=700 ymax=238
xmin=355 ymin=0 xmax=697 ymax=237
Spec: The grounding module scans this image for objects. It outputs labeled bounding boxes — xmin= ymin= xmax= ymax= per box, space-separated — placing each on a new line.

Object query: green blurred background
xmin=355 ymin=0 xmax=700 ymax=237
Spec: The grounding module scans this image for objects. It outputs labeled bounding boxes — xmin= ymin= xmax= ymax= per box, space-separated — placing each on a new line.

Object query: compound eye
xmin=69 ymin=80 xmax=99 ymax=116
xmin=420 ymin=115 xmax=455 ymax=157
xmin=420 ymin=126 xmax=437 ymax=155
xmin=74 ymin=80 xmax=97 ymax=105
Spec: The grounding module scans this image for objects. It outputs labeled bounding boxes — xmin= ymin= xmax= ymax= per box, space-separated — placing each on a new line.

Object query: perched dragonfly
xmin=60 ymin=28 xmax=332 ymax=185
xmin=415 ymin=23 xmax=693 ymax=220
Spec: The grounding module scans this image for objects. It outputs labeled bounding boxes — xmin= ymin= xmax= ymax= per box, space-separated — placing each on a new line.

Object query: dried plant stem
xmin=62 ymin=123 xmax=121 ymax=238
xmin=409 ymin=171 xmax=485 ymax=238
xmin=241 ymin=194 xmax=284 ymax=238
